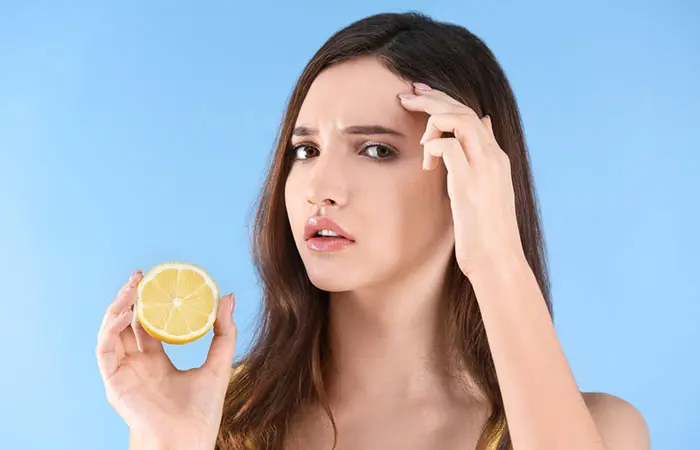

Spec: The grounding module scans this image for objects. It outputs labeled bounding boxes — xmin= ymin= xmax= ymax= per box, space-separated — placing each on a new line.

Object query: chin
xmin=302 ymin=260 xmax=368 ymax=292
xmin=305 ymin=268 xmax=356 ymax=292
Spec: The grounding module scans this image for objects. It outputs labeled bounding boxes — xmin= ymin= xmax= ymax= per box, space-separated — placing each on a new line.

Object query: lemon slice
xmin=136 ymin=262 xmax=220 ymax=345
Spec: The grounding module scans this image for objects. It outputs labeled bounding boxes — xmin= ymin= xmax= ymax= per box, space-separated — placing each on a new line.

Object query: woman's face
xmin=285 ymin=56 xmax=455 ymax=292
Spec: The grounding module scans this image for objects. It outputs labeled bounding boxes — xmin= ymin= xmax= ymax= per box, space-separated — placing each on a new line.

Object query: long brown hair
xmin=217 ymin=11 xmax=552 ymax=450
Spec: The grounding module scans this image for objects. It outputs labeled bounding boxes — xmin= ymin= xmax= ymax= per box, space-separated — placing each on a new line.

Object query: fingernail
xmin=413 ymin=82 xmax=432 ymax=91
xmin=229 ymin=294 xmax=235 ymax=313
xmin=128 ymin=270 xmax=140 ymax=284
xmin=398 ymin=93 xmax=416 ymax=100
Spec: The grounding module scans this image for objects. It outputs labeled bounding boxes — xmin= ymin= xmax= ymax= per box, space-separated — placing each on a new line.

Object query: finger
xmin=203 ymin=293 xmax=237 ymax=382
xmin=412 ymin=82 xmax=466 ymax=108
xmin=420 ymin=113 xmax=486 ymax=167
xmin=479 ymin=115 xmax=500 ymax=155
xmin=399 ymin=90 xmax=464 ymax=116
xmin=120 ymin=314 xmax=140 ymax=356
xmin=479 ymin=115 xmax=510 ymax=163
xmin=96 ymin=270 xmax=143 ymax=378
xmin=96 ymin=307 xmax=134 ymax=381
xmin=99 ymin=270 xmax=143 ymax=335
xmin=116 ymin=278 xmax=140 ymax=356
xmin=131 ymin=309 xmax=165 ymax=355
xmin=423 ymin=137 xmax=471 ymax=182
xmin=420 ymin=114 xmax=459 ymax=170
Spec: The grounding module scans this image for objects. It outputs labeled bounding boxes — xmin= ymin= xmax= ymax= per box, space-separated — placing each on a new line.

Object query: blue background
xmin=1 ymin=1 xmax=698 ymax=448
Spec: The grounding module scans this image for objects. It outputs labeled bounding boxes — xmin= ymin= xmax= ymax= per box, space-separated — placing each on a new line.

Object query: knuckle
xmin=429 ymin=112 xmax=450 ymax=124
xmin=424 ymin=140 xmax=442 ymax=156
xmin=459 ymin=112 xmax=477 ymax=127
xmin=462 ymin=106 xmax=479 ymax=118
xmin=103 ymin=316 xmax=117 ymax=333
xmin=444 ymin=137 xmax=461 ymax=148
xmin=425 ymin=115 xmax=439 ymax=127
xmin=439 ymin=109 xmax=457 ymax=120
xmin=106 ymin=303 xmax=122 ymax=319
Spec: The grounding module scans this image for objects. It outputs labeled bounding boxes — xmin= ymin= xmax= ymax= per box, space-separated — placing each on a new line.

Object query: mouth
xmin=304 ymin=216 xmax=355 ymax=251
xmin=311 ymin=229 xmax=347 ymax=239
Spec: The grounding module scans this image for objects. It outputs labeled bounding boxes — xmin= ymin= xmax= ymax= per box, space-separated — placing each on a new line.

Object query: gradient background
xmin=1 ymin=1 xmax=698 ymax=449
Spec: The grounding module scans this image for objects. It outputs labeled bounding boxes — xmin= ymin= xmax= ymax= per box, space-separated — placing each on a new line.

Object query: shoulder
xmin=581 ymin=391 xmax=650 ymax=450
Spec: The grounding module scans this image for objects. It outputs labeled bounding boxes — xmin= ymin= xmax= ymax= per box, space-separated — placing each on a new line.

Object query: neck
xmin=325 ymin=255 xmax=480 ymax=408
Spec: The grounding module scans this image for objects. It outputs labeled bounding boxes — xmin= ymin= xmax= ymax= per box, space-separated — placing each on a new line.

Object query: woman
xmin=96 ymin=12 xmax=650 ymax=450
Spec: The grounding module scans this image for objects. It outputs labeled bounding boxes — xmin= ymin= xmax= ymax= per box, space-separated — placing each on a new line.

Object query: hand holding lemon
xmin=95 ymin=263 xmax=237 ymax=450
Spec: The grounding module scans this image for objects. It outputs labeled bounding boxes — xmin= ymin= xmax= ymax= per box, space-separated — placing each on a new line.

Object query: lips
xmin=304 ymin=216 xmax=355 ymax=242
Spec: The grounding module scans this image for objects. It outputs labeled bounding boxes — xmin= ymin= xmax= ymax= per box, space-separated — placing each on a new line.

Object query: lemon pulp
xmin=136 ymin=262 xmax=220 ymax=345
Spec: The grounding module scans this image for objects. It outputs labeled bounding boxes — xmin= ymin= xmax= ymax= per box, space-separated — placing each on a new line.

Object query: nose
xmin=305 ymin=151 xmax=348 ymax=209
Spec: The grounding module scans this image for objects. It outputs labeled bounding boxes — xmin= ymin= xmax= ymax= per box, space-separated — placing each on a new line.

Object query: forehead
xmin=296 ymin=57 xmax=413 ymax=127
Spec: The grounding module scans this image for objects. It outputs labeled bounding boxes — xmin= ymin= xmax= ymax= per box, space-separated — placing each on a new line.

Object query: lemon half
xmin=136 ymin=262 xmax=220 ymax=345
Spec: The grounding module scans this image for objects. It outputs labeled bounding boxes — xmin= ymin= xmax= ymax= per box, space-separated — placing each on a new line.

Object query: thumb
xmin=203 ymin=293 xmax=237 ymax=381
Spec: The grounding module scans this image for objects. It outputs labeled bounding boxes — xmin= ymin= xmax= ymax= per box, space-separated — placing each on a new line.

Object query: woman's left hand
xmin=399 ymin=82 xmax=526 ymax=278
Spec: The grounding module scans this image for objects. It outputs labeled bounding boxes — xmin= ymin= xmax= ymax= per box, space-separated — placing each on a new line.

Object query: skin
xmin=284 ymin=56 xmax=488 ymax=449
xmin=283 ymin=56 xmax=650 ymax=449
xmin=97 ymin=55 xmax=649 ymax=450
xmin=96 ymin=270 xmax=237 ymax=450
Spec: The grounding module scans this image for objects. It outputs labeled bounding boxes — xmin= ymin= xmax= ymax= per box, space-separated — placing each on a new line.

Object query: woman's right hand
xmin=96 ymin=270 xmax=238 ymax=450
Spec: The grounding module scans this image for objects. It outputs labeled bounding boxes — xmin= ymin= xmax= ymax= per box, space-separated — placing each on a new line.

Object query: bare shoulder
xmin=581 ymin=391 xmax=651 ymax=450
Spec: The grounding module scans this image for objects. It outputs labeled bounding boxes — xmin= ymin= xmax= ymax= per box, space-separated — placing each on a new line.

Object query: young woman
xmin=96 ymin=12 xmax=650 ymax=450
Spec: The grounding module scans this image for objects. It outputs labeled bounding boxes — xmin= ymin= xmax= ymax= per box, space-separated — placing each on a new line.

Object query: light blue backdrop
xmin=1 ymin=1 xmax=697 ymax=449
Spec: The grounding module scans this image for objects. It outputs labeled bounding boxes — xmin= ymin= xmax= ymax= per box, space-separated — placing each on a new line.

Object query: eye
xmin=287 ymin=142 xmax=398 ymax=162
xmin=289 ymin=144 xmax=319 ymax=160
xmin=362 ymin=143 xmax=397 ymax=160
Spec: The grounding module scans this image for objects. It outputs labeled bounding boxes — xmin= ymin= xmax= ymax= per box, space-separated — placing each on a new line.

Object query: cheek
xmin=363 ymin=169 xmax=452 ymax=253
xmin=284 ymin=174 xmax=304 ymax=239
xmin=394 ymin=170 xmax=451 ymax=233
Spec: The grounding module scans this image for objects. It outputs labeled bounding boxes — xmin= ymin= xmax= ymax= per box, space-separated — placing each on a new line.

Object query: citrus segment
xmin=136 ymin=262 xmax=220 ymax=345
xmin=177 ymin=269 xmax=206 ymax=298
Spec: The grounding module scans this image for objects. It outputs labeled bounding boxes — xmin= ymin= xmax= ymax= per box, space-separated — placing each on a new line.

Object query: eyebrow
xmin=292 ymin=124 xmax=406 ymax=138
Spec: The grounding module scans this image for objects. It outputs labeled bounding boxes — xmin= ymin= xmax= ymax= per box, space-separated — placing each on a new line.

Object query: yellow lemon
xmin=136 ymin=262 xmax=220 ymax=345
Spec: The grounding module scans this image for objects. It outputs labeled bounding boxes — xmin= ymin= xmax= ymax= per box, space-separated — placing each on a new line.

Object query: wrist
xmin=129 ymin=430 xmax=214 ymax=450
xmin=468 ymin=248 xmax=530 ymax=287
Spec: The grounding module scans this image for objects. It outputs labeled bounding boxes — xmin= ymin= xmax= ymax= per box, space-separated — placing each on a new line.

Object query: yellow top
xmin=487 ymin=419 xmax=506 ymax=450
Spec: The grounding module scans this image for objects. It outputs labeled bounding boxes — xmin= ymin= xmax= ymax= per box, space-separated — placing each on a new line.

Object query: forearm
xmin=469 ymin=253 xmax=605 ymax=450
